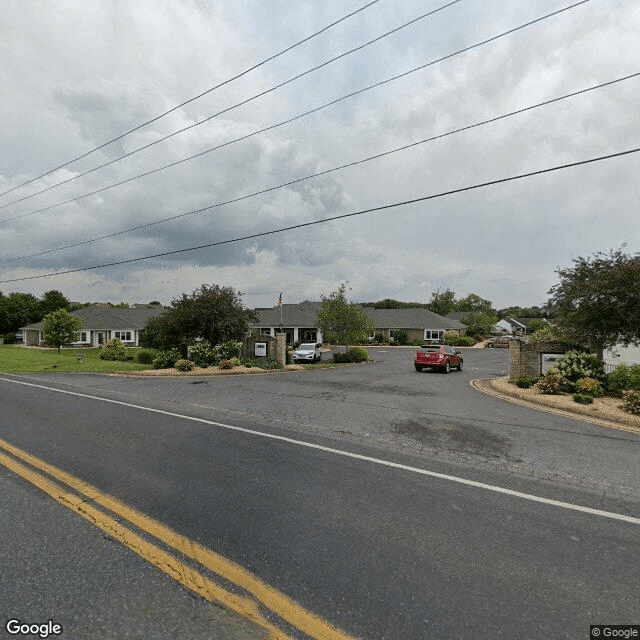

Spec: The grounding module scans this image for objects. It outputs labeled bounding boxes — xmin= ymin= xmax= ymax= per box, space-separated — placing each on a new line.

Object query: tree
xmin=426 ymin=289 xmax=457 ymax=316
xmin=39 ymin=290 xmax=70 ymax=317
xmin=460 ymin=312 xmax=499 ymax=341
xmin=369 ymin=298 xmax=424 ymax=309
xmin=42 ymin=309 xmax=82 ymax=353
xmin=4 ymin=292 xmax=42 ymax=332
xmin=142 ymin=284 xmax=257 ymax=350
xmin=456 ymin=293 xmax=494 ymax=314
xmin=547 ymin=248 xmax=640 ymax=351
xmin=315 ymin=283 xmax=374 ymax=349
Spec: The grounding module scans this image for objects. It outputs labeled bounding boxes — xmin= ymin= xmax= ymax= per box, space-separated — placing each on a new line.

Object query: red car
xmin=414 ymin=344 xmax=463 ymax=373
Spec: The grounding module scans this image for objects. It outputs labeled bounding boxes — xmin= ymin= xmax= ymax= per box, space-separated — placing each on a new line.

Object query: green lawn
xmin=0 ymin=345 xmax=154 ymax=373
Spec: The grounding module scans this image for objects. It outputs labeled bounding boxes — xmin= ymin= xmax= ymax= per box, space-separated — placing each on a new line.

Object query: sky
xmin=1 ymin=0 xmax=638 ymax=310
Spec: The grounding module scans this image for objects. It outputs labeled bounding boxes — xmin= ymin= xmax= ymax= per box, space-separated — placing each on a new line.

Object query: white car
xmin=293 ymin=343 xmax=322 ymax=363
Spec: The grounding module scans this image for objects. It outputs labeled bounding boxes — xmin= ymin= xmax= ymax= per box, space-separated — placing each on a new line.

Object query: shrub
xmin=374 ymin=333 xmax=384 ymax=343
xmin=515 ymin=376 xmax=537 ymax=389
xmin=240 ymin=357 xmax=283 ymax=369
xmin=348 ymin=347 xmax=369 ymax=362
xmin=218 ymin=339 xmax=242 ymax=360
xmin=553 ymin=351 xmax=606 ymax=384
xmin=454 ymin=336 xmax=474 ymax=347
xmin=621 ymin=390 xmax=640 ymax=415
xmin=189 ymin=340 xmax=217 ymax=368
xmin=135 ymin=349 xmax=156 ymax=365
xmin=575 ymin=377 xmax=604 ymax=397
xmin=174 ymin=359 xmax=195 ymax=372
xmin=535 ymin=370 xmax=566 ymax=395
xmin=392 ymin=330 xmax=408 ymax=345
xmin=2 ymin=332 xmax=19 ymax=344
xmin=99 ymin=338 xmax=128 ymax=361
xmin=572 ymin=393 xmax=594 ymax=404
xmin=607 ymin=364 xmax=640 ymax=395
xmin=152 ymin=348 xmax=182 ymax=369
xmin=333 ymin=352 xmax=354 ymax=363
xmin=218 ymin=358 xmax=235 ymax=369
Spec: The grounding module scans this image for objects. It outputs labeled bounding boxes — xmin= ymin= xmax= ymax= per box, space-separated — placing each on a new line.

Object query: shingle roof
xmin=20 ymin=304 xmax=165 ymax=331
xmin=253 ymin=302 xmax=464 ymax=330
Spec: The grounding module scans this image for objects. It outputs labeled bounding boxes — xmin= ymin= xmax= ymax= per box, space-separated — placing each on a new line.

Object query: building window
xmin=75 ymin=331 xmax=89 ymax=343
xmin=424 ymin=330 xmax=444 ymax=341
xmin=114 ymin=331 xmax=132 ymax=341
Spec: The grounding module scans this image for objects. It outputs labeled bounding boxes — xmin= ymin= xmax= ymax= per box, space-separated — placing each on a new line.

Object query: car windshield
xmin=298 ymin=344 xmax=315 ymax=350
xmin=420 ymin=346 xmax=441 ymax=352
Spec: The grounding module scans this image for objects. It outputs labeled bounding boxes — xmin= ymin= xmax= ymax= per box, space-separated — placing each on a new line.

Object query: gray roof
xmin=362 ymin=308 xmax=466 ymax=330
xmin=254 ymin=300 xmax=323 ymax=327
xmin=253 ymin=301 xmax=464 ymax=331
xmin=20 ymin=304 xmax=165 ymax=331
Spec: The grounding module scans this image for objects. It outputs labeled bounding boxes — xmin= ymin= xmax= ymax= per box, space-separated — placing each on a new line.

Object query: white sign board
xmin=254 ymin=342 xmax=267 ymax=357
xmin=541 ymin=353 xmax=564 ymax=373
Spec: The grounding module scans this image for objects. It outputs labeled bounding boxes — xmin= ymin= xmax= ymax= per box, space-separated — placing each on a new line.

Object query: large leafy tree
xmin=547 ymin=248 xmax=640 ymax=350
xmin=426 ymin=288 xmax=457 ymax=316
xmin=42 ymin=309 xmax=82 ymax=353
xmin=315 ymin=283 xmax=374 ymax=349
xmin=143 ymin=284 xmax=257 ymax=349
xmin=40 ymin=290 xmax=70 ymax=317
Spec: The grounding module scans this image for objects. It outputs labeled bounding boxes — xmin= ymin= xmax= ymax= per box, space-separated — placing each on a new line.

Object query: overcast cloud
xmin=1 ymin=0 xmax=638 ymax=309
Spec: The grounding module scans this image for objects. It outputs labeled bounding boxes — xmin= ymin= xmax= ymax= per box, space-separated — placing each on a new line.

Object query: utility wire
xmin=0 ymin=0 xmax=591 ymax=224
xmin=2 ymin=72 xmax=636 ymax=266
xmin=0 ymin=0 xmax=383 ymax=200
xmin=1 ymin=146 xmax=637 ymax=284
xmin=0 ymin=0 xmax=461 ymax=210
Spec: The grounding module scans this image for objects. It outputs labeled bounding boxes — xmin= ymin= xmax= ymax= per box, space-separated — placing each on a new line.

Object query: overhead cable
xmin=0 ymin=0 xmax=383 ymax=200
xmin=0 ymin=0 xmax=461 ymax=209
xmin=1 ymin=146 xmax=637 ymax=284
xmin=0 ymin=0 xmax=591 ymax=224
xmin=2 ymin=71 xmax=637 ymax=265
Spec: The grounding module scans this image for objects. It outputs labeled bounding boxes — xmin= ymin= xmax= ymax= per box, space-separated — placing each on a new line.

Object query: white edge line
xmin=2 ymin=375 xmax=639 ymax=526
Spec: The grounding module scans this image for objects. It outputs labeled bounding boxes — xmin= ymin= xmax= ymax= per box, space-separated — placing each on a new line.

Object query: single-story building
xmin=251 ymin=301 xmax=466 ymax=344
xmin=20 ymin=304 xmax=164 ymax=347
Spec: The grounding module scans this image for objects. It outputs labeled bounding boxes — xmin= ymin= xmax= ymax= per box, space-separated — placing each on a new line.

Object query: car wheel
xmin=414 ymin=365 xmax=423 ymax=372
xmin=457 ymin=359 xmax=463 ymax=371
xmin=487 ymin=343 xmax=494 ymax=348
xmin=443 ymin=361 xmax=450 ymax=374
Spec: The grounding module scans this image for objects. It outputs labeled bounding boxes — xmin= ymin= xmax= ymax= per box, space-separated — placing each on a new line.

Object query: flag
xmin=275 ymin=291 xmax=283 ymax=308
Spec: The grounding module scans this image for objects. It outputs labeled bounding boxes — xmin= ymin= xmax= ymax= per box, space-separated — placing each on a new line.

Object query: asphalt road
xmin=1 ymin=347 xmax=639 ymax=639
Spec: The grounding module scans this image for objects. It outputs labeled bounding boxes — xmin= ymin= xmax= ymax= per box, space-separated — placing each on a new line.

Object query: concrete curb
xmin=471 ymin=378 xmax=640 ymax=435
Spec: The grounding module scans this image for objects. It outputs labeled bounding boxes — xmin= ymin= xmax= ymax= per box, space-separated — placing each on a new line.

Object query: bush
xmin=135 ymin=349 xmax=156 ymax=365
xmin=2 ymin=332 xmax=19 ymax=344
xmin=99 ymin=338 xmax=128 ymax=361
xmin=572 ymin=393 xmax=594 ymax=404
xmin=348 ymin=347 xmax=369 ymax=362
xmin=621 ymin=390 xmax=640 ymax=415
xmin=175 ymin=359 xmax=195 ymax=372
xmin=188 ymin=340 xmax=217 ymax=368
xmin=392 ymin=330 xmax=408 ymax=345
xmin=515 ymin=376 xmax=537 ymax=389
xmin=535 ymin=370 xmax=566 ymax=395
xmin=218 ymin=339 xmax=242 ymax=360
xmin=374 ymin=333 xmax=384 ymax=343
xmin=553 ymin=351 xmax=606 ymax=384
xmin=607 ymin=364 xmax=640 ymax=395
xmin=240 ymin=357 xmax=283 ymax=370
xmin=152 ymin=348 xmax=182 ymax=369
xmin=575 ymin=377 xmax=604 ymax=397
xmin=218 ymin=358 xmax=236 ymax=369
xmin=333 ymin=352 xmax=354 ymax=363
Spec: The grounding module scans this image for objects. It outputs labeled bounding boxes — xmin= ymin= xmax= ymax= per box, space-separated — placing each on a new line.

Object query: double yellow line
xmin=0 ymin=437 xmax=356 ymax=640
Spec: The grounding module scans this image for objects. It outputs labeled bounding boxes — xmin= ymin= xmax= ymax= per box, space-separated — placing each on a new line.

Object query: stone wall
xmin=242 ymin=333 xmax=287 ymax=367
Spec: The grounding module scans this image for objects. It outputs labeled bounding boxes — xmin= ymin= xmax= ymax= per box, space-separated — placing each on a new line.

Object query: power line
xmin=2 ymin=72 xmax=636 ymax=266
xmin=0 ymin=1 xmax=383 ymax=200
xmin=0 ymin=0 xmax=461 ymax=210
xmin=1 ymin=146 xmax=636 ymax=284
xmin=0 ymin=0 xmax=591 ymax=225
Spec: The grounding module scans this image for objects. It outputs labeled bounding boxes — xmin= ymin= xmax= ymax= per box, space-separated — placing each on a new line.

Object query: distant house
xmin=20 ymin=304 xmax=164 ymax=347
xmin=251 ymin=301 xmax=465 ymax=344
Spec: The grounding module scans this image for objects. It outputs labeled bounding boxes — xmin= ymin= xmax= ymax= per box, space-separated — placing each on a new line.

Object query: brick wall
xmin=508 ymin=340 xmax=580 ymax=381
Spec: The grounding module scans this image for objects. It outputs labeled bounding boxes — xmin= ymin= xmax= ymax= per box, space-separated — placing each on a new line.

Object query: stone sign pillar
xmin=276 ymin=333 xmax=287 ymax=367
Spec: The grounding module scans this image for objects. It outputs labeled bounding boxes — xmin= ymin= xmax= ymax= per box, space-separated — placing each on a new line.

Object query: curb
xmin=471 ymin=378 xmax=640 ymax=435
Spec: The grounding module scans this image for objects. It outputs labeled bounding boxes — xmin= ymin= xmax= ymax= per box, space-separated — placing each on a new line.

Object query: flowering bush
xmin=553 ymin=351 xmax=605 ymax=385
xmin=174 ymin=359 xmax=195 ymax=372
xmin=188 ymin=340 xmax=217 ymax=368
xmin=99 ymin=338 xmax=128 ymax=361
xmin=574 ymin=377 xmax=604 ymax=397
xmin=621 ymin=390 xmax=640 ymax=415
xmin=152 ymin=348 xmax=182 ymax=369
xmin=535 ymin=370 xmax=566 ymax=395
